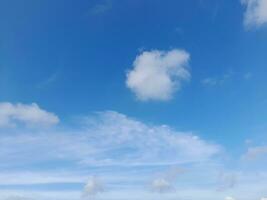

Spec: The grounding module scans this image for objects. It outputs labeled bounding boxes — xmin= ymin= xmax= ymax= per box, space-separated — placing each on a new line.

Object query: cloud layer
xmin=126 ymin=49 xmax=190 ymax=101
xmin=0 ymin=106 xmax=267 ymax=200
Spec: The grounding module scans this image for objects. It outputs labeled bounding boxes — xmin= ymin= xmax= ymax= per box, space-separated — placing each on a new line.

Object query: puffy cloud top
xmin=126 ymin=49 xmax=190 ymax=101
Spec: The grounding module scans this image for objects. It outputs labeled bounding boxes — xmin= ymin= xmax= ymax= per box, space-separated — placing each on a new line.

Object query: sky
xmin=0 ymin=0 xmax=267 ymax=199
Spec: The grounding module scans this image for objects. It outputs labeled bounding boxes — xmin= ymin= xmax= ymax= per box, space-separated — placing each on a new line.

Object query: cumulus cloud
xmin=126 ymin=49 xmax=190 ymax=101
xmin=0 ymin=102 xmax=59 ymax=127
xmin=242 ymin=0 xmax=267 ymax=27
xmin=82 ymin=177 xmax=104 ymax=198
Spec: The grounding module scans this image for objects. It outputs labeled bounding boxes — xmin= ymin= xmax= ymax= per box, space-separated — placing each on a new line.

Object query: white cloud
xmin=0 ymin=110 xmax=225 ymax=200
xmin=261 ymin=198 xmax=267 ymax=200
xmin=202 ymin=71 xmax=233 ymax=87
xmin=81 ymin=111 xmax=220 ymax=165
xmin=126 ymin=49 xmax=190 ymax=101
xmin=242 ymin=0 xmax=267 ymax=27
xmin=82 ymin=177 xmax=105 ymax=197
xmin=0 ymin=102 xmax=59 ymax=127
xmin=202 ymin=78 xmax=218 ymax=86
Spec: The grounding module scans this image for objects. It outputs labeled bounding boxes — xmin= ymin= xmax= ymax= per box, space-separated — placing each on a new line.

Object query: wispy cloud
xmin=202 ymin=71 xmax=233 ymax=86
xmin=1 ymin=104 xmax=267 ymax=199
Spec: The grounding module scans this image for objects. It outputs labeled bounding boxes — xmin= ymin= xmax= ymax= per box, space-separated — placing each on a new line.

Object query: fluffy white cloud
xmin=82 ymin=177 xmax=104 ymax=197
xmin=0 ymin=102 xmax=59 ymax=127
xmin=242 ymin=0 xmax=267 ymax=27
xmin=126 ymin=49 xmax=190 ymax=101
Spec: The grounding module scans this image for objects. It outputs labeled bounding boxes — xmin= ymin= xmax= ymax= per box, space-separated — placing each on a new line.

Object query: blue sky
xmin=0 ymin=0 xmax=267 ymax=199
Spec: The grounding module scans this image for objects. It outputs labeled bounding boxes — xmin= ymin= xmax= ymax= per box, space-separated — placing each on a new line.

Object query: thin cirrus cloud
xmin=0 ymin=110 xmax=221 ymax=168
xmin=241 ymin=0 xmax=267 ymax=28
xmin=0 ymin=102 xmax=59 ymax=127
xmin=0 ymin=105 xmax=224 ymax=199
xmin=126 ymin=49 xmax=191 ymax=101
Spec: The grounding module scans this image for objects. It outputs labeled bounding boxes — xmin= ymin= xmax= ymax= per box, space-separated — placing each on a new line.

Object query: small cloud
xmin=241 ymin=0 xmax=267 ymax=28
xmin=126 ymin=49 xmax=191 ymax=101
xmin=0 ymin=102 xmax=59 ymax=128
xmin=82 ymin=177 xmax=105 ymax=198
xmin=89 ymin=0 xmax=112 ymax=15
xmin=202 ymin=78 xmax=218 ymax=86
xmin=202 ymin=71 xmax=233 ymax=86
